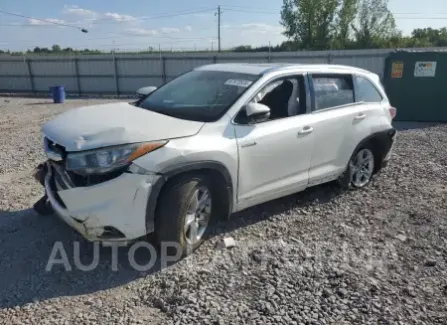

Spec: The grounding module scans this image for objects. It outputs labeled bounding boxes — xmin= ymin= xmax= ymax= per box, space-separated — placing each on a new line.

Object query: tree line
xmin=0 ymin=45 xmax=103 ymax=55
xmin=232 ymin=27 xmax=447 ymax=52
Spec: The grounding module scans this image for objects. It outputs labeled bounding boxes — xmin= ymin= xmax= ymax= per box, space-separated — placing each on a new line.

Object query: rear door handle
xmin=354 ymin=113 xmax=367 ymax=120
xmin=241 ymin=141 xmax=257 ymax=148
xmin=298 ymin=126 xmax=314 ymax=135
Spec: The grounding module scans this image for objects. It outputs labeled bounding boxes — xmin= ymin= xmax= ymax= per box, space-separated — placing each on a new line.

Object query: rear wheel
xmin=155 ymin=175 xmax=213 ymax=256
xmin=339 ymin=147 xmax=375 ymax=189
xmin=350 ymin=148 xmax=375 ymax=187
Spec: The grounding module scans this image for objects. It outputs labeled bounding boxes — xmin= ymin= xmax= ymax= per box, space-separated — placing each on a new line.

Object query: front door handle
xmin=354 ymin=113 xmax=367 ymax=120
xmin=298 ymin=126 xmax=314 ymax=135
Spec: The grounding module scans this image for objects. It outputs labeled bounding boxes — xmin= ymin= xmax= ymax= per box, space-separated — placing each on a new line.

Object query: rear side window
xmin=312 ymin=75 xmax=354 ymax=110
xmin=354 ymin=76 xmax=383 ymax=103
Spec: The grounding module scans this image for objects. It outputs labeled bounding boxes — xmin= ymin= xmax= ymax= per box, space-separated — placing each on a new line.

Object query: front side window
xmin=312 ymin=74 xmax=354 ymax=110
xmin=235 ymin=75 xmax=307 ymax=124
xmin=354 ymin=76 xmax=383 ymax=103
xmin=254 ymin=77 xmax=298 ymax=120
xmin=139 ymin=70 xmax=259 ymax=122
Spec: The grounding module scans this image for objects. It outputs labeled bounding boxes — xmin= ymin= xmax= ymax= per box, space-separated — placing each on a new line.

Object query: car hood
xmin=42 ymin=102 xmax=205 ymax=151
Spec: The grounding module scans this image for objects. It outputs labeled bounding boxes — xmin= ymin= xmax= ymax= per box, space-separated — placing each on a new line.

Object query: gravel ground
xmin=0 ymin=97 xmax=446 ymax=325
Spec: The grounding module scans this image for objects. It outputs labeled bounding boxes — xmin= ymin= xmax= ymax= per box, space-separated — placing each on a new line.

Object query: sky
xmin=0 ymin=0 xmax=446 ymax=52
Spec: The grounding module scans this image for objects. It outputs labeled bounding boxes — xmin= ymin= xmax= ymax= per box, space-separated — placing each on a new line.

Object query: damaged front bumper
xmin=34 ymin=161 xmax=162 ymax=242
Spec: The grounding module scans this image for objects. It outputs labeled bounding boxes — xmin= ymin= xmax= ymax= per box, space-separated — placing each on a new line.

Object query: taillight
xmin=388 ymin=106 xmax=397 ymax=119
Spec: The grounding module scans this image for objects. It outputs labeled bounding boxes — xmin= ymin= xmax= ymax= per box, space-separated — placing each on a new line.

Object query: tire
xmin=338 ymin=146 xmax=375 ymax=189
xmin=155 ymin=174 xmax=214 ymax=257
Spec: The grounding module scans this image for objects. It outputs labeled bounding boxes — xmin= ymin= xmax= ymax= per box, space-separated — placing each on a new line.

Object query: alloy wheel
xmin=184 ymin=186 xmax=212 ymax=245
xmin=350 ymin=148 xmax=374 ymax=187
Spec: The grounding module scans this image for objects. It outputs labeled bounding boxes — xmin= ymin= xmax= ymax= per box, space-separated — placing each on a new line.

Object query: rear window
xmin=312 ymin=75 xmax=354 ymax=110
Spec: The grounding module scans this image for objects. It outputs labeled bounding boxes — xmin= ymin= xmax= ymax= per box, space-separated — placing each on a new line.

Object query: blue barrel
xmin=50 ymin=86 xmax=65 ymax=103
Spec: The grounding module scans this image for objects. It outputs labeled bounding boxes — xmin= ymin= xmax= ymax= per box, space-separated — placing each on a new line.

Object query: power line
xmin=220 ymin=5 xmax=277 ymax=11
xmin=221 ymin=8 xmax=279 ymax=15
xmin=79 ymin=8 xmax=218 ymax=42
xmin=0 ymin=7 xmax=216 ymax=27
xmin=0 ymin=30 xmax=217 ymax=47
xmin=89 ymin=29 xmax=215 ymax=41
xmin=220 ymin=5 xmax=447 ymax=17
xmin=0 ymin=9 xmax=88 ymax=32
xmin=85 ymin=8 xmax=216 ymax=25
xmin=89 ymin=35 xmax=215 ymax=42
xmin=222 ymin=7 xmax=447 ymax=17
xmin=0 ymin=24 xmax=54 ymax=27
xmin=6 ymin=7 xmax=214 ymax=26
xmin=393 ymin=12 xmax=447 ymax=15
xmin=395 ymin=17 xmax=447 ymax=19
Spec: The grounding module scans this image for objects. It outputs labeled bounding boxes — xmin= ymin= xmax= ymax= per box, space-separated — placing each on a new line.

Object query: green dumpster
xmin=383 ymin=51 xmax=447 ymax=122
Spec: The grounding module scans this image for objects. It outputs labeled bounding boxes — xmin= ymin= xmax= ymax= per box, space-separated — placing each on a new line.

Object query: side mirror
xmin=136 ymin=86 xmax=157 ymax=99
xmin=245 ymin=102 xmax=270 ymax=124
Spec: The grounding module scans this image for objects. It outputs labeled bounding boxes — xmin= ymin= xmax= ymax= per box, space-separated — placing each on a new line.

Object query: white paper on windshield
xmin=224 ymin=79 xmax=253 ymax=88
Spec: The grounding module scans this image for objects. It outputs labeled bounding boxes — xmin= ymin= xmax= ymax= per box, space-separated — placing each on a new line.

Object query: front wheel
xmin=155 ymin=175 xmax=213 ymax=256
xmin=339 ymin=147 xmax=375 ymax=189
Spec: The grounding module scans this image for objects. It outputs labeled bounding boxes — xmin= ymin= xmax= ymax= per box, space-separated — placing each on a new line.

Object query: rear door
xmin=307 ymin=73 xmax=368 ymax=186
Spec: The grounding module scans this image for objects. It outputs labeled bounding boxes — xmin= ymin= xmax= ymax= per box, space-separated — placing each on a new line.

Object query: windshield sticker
xmin=224 ymin=79 xmax=253 ymax=88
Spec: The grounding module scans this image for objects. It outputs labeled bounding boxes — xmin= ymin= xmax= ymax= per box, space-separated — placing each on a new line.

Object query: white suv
xmin=33 ymin=63 xmax=396 ymax=255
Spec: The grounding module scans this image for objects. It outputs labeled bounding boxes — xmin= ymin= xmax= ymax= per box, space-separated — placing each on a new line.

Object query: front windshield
xmin=139 ymin=70 xmax=259 ymax=122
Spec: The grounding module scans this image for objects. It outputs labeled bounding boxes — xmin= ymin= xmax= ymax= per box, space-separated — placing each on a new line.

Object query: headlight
xmin=66 ymin=141 xmax=167 ymax=175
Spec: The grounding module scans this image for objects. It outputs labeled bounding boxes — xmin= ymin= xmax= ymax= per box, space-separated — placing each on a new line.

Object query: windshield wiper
xmin=156 ymin=111 xmax=183 ymax=119
xmin=144 ymin=107 xmax=185 ymax=119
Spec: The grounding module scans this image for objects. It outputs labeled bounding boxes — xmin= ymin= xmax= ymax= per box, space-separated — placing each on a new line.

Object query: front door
xmin=233 ymin=75 xmax=315 ymax=210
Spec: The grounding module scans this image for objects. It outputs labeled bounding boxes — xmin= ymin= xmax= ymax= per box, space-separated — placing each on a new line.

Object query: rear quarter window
xmin=354 ymin=75 xmax=383 ymax=103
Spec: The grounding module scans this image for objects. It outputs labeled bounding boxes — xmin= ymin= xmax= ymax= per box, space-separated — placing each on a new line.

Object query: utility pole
xmin=217 ymin=5 xmax=221 ymax=52
xmin=268 ymin=41 xmax=271 ymax=62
